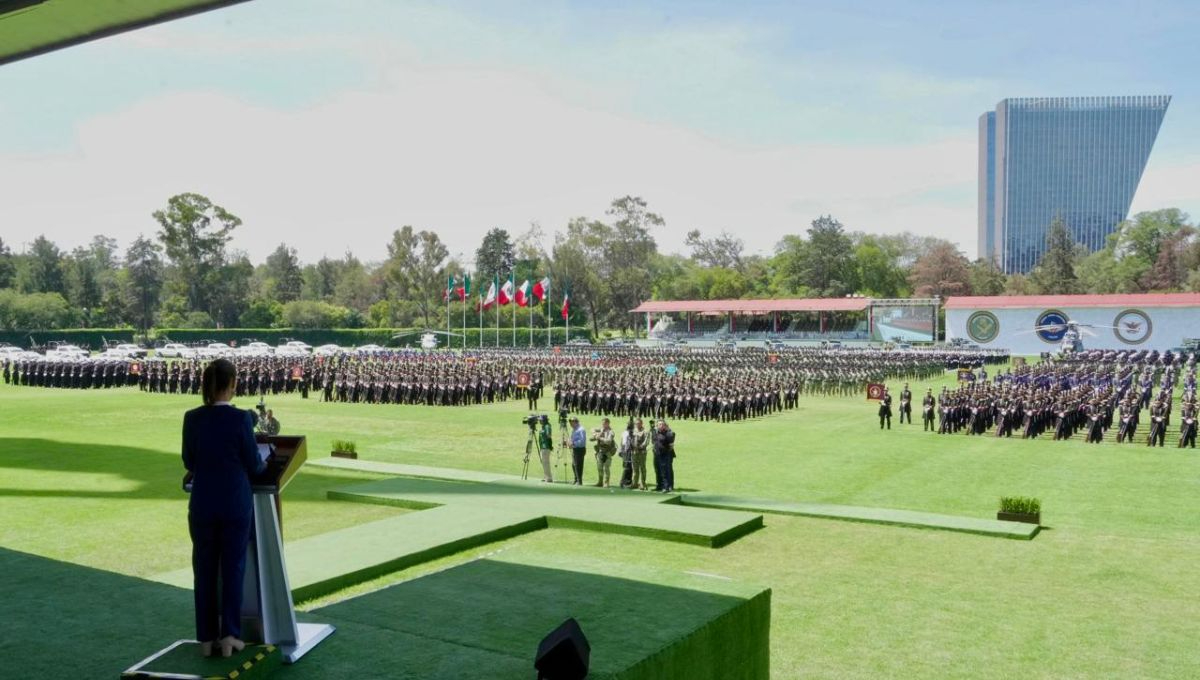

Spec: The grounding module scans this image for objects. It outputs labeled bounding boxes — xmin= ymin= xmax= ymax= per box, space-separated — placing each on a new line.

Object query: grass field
xmin=1 ymin=368 xmax=1198 ymax=678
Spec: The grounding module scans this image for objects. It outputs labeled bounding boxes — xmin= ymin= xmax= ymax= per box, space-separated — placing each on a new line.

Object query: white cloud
xmin=1129 ymin=160 xmax=1200 ymax=221
xmin=0 ymin=57 xmax=984 ymax=263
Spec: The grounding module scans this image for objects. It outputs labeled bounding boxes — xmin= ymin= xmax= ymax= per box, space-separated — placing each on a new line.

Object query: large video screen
xmin=871 ymin=304 xmax=935 ymax=342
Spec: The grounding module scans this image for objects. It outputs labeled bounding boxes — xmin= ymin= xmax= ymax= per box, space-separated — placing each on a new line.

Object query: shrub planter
xmin=331 ymin=449 xmax=358 ymax=460
xmin=997 ymin=511 xmax=1040 ymax=525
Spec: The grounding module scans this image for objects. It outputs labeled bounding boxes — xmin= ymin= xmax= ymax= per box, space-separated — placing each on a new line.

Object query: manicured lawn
xmin=1 ymin=372 xmax=1198 ymax=678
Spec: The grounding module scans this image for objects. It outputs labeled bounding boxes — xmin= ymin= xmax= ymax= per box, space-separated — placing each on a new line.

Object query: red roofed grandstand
xmin=630 ymin=298 xmax=940 ymax=342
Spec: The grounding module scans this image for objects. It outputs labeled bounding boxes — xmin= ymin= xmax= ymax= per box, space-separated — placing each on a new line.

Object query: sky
xmin=1 ymin=0 xmax=1198 ymax=266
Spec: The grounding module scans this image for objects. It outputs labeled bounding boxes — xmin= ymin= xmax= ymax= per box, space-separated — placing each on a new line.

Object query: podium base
xmin=282 ymin=622 xmax=336 ymax=663
xmin=121 ymin=640 xmax=280 ymax=679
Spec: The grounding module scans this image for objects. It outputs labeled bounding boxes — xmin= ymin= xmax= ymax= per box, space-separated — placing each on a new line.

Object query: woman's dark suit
xmin=182 ymin=404 xmax=265 ymax=641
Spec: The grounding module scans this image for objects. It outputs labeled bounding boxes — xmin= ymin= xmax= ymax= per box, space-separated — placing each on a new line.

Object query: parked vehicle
xmin=156 ymin=343 xmax=196 ymax=358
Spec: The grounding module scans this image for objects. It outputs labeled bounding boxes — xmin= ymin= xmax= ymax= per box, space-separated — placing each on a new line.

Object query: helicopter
xmin=391 ymin=329 xmax=465 ymax=350
xmin=1022 ymin=319 xmax=1119 ymax=353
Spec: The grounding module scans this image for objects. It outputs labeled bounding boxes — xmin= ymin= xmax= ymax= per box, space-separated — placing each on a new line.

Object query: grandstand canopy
xmin=630 ymin=298 xmax=869 ymax=314
xmin=0 ymin=0 xmax=250 ymax=66
xmin=944 ymin=293 xmax=1200 ymax=309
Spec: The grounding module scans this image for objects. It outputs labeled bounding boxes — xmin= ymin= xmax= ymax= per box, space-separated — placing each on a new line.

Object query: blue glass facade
xmin=978 ymin=96 xmax=1170 ymax=273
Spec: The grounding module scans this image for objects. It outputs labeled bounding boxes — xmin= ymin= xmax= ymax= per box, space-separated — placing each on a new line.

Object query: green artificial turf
xmin=287 ymin=556 xmax=770 ymax=680
xmin=2 ymin=373 xmax=1200 ymax=678
xmin=0 ymin=0 xmax=250 ymax=66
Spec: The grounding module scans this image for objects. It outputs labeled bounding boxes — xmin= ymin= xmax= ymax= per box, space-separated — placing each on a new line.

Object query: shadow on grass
xmin=0 ymin=437 xmax=386 ymax=503
xmin=287 ymin=559 xmax=770 ymax=680
xmin=0 ymin=547 xmax=192 ymax=679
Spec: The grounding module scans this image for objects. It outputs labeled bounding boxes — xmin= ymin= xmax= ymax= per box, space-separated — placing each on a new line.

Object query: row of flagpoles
xmin=444 ymin=273 xmax=570 ymax=348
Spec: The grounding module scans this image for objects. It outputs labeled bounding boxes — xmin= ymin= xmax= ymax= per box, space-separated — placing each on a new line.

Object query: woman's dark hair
xmin=201 ymin=358 xmax=237 ymax=406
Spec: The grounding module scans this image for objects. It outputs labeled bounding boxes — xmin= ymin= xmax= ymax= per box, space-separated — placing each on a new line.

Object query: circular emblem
xmin=1112 ymin=309 xmax=1152 ymax=345
xmin=1035 ymin=310 xmax=1069 ymax=343
xmin=966 ymin=311 xmax=1000 ymax=343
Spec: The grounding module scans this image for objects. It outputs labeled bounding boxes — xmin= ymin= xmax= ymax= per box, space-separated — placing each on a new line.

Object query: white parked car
xmin=157 ymin=343 xmax=196 ymax=358
xmin=246 ymin=341 xmax=275 ymax=355
xmin=354 ymin=344 xmax=387 ymax=354
xmin=313 ymin=343 xmax=343 ymax=356
xmin=195 ymin=343 xmax=232 ymax=359
xmin=112 ymin=343 xmax=147 ymax=358
xmin=276 ymin=341 xmax=311 ymax=356
xmin=46 ymin=344 xmax=89 ymax=359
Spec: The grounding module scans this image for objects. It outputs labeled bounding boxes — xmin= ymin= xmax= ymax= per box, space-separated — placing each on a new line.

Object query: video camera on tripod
xmin=521 ymin=414 xmax=549 ymax=480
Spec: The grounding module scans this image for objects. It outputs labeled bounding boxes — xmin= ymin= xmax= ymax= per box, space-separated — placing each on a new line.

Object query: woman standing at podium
xmin=182 ymin=358 xmax=266 ymax=657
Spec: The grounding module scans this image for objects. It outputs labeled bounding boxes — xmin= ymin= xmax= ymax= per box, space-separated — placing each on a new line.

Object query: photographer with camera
xmin=591 ymin=418 xmax=617 ymax=487
xmin=652 ymin=419 xmax=676 ymax=493
xmin=536 ymin=415 xmax=554 ymax=482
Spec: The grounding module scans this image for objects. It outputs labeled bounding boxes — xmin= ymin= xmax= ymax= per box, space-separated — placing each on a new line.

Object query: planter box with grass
xmin=997 ymin=496 xmax=1040 ymax=525
xmin=331 ymin=439 xmax=358 ymax=460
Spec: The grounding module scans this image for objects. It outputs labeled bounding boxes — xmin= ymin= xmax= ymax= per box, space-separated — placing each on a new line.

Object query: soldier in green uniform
xmin=591 ymin=418 xmax=617 ymax=487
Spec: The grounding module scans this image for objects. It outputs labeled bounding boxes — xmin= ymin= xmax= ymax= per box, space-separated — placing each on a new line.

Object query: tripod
xmin=521 ymin=428 xmax=536 ymax=480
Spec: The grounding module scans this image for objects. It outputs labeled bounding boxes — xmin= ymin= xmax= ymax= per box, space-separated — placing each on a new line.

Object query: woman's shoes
xmin=218 ymin=636 xmax=245 ymax=658
xmin=199 ymin=641 xmax=215 ymax=657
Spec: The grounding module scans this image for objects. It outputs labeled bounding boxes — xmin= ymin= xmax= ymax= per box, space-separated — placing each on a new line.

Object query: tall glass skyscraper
xmin=978 ymin=95 xmax=1170 ymax=274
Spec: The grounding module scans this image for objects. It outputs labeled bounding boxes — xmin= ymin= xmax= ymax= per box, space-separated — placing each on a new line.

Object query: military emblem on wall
xmin=1034 ymin=310 xmax=1069 ymax=343
xmin=965 ymin=311 xmax=1000 ymax=343
xmin=1112 ymin=309 xmax=1152 ymax=345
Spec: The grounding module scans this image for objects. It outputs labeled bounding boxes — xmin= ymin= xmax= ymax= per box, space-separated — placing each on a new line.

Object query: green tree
xmin=474 ymin=228 xmax=515 ymax=280
xmin=1029 ymin=218 xmax=1079 ymax=294
xmin=239 ymin=298 xmax=283 ymax=327
xmin=0 ymin=290 xmax=75 ymax=329
xmin=332 ymin=254 xmax=376 ymax=312
xmin=852 ymin=234 xmax=908 ymax=297
xmin=125 ymin=236 xmax=163 ymax=332
xmin=685 ymin=229 xmax=745 ymax=272
xmin=264 ymin=243 xmax=304 ymax=303
xmin=384 ymin=226 xmax=449 ymax=327
xmin=0 ymin=237 xmax=13 ymax=289
xmin=603 ymin=196 xmax=661 ymax=332
xmin=16 ymin=235 xmax=65 ymax=295
xmin=799 ymin=215 xmax=857 ymax=297
xmin=968 ymin=258 xmax=1007 ymax=296
xmin=153 ymin=193 xmax=240 ymax=313
xmin=207 ymin=254 xmax=255 ymax=327
xmin=549 ymin=219 xmax=609 ymax=337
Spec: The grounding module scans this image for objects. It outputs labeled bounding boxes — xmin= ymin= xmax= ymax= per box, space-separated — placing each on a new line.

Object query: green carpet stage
xmin=288 ymin=556 xmax=771 ymax=680
xmin=153 ymin=474 xmax=765 ymax=601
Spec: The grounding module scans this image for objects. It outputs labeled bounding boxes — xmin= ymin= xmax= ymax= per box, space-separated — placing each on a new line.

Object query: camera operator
xmin=591 ymin=418 xmax=617 ymax=487
xmin=536 ymin=415 xmax=554 ymax=482
xmin=568 ymin=417 xmax=587 ymax=486
xmin=262 ymin=409 xmax=280 ymax=436
xmin=652 ymin=419 xmax=676 ymax=493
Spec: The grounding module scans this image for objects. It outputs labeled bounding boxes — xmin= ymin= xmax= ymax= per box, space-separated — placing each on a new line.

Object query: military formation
xmin=903 ymin=349 xmax=1198 ymax=448
xmin=4 ymin=344 xmax=1009 ymax=426
xmin=2 ymin=356 xmax=139 ymax=389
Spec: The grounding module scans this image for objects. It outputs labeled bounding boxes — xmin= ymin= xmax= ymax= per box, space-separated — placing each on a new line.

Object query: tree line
xmin=1 ymin=192 xmax=1196 ymax=334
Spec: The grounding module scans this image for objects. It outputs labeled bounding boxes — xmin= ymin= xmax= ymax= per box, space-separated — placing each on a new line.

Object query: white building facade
xmin=944 ymin=293 xmax=1200 ymax=355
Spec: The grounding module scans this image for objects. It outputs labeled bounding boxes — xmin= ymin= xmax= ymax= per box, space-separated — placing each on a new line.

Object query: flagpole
xmin=545 ymin=278 xmax=551 ymax=348
xmin=478 ymin=292 xmax=483 ymax=348
xmin=529 ymin=287 xmax=533 ymax=348
xmin=494 ymin=275 xmax=499 ymax=349
xmin=446 ymin=274 xmax=451 ymax=350
xmin=511 ymin=271 xmax=516 ymax=349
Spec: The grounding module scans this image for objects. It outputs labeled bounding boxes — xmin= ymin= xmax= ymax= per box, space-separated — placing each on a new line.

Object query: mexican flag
xmin=457 ymin=274 xmax=471 ymax=302
xmin=532 ymin=276 xmax=550 ymax=302
xmin=498 ymin=273 xmax=515 ymax=306
xmin=443 ymin=274 xmax=456 ymax=302
xmin=482 ymin=278 xmax=498 ymax=310
xmin=515 ymin=280 xmax=531 ymax=307
xmin=561 ymin=289 xmax=570 ymax=320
